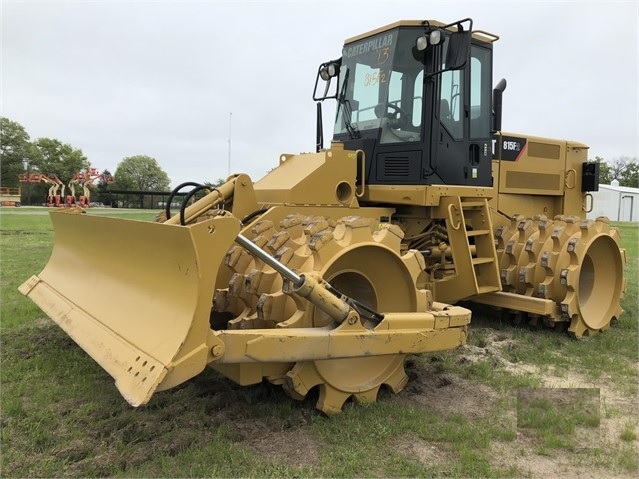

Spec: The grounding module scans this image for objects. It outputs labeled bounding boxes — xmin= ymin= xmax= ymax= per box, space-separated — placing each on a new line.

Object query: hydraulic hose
xmin=165 ymin=182 xmax=202 ymax=220
xmin=179 ymin=185 xmax=212 ymax=226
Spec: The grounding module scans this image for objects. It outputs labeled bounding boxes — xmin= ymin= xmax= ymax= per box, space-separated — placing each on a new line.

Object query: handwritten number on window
xmin=364 ymin=70 xmax=388 ymax=87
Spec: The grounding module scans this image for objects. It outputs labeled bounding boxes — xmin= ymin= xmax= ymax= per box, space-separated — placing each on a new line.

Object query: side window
xmin=470 ymin=46 xmax=491 ymax=139
xmin=413 ymin=70 xmax=423 ymax=127
xmin=388 ymin=70 xmax=423 ymax=130
xmin=440 ymin=69 xmax=463 ymax=139
xmin=388 ymin=70 xmax=402 ymax=112
xmin=379 ymin=69 xmax=423 ymax=144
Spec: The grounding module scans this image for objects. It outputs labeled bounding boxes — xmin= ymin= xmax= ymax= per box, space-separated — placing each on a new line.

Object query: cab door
xmin=434 ymin=43 xmax=493 ymax=187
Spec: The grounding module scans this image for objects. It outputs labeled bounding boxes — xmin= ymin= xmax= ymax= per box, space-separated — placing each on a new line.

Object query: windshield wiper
xmin=339 ymin=99 xmax=360 ymax=139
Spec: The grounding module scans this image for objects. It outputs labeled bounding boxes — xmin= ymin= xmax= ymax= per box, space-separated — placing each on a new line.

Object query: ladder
xmin=432 ymin=197 xmax=501 ymax=303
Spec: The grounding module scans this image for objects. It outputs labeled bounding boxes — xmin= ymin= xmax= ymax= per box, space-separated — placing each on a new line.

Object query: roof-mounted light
xmin=319 ymin=62 xmax=339 ymax=81
xmin=416 ymin=36 xmax=428 ymax=51
xmin=416 ymin=29 xmax=444 ymax=51
xmin=429 ymin=29 xmax=443 ymax=46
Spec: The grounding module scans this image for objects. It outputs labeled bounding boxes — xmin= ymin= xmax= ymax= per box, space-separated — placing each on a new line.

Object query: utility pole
xmin=228 ymin=112 xmax=232 ymax=177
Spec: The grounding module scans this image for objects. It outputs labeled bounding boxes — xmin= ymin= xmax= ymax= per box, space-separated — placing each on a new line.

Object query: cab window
xmin=470 ymin=46 xmax=491 ymax=139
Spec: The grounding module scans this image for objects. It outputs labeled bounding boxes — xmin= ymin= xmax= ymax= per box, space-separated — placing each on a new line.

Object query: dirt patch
xmin=396 ymin=434 xmax=454 ymax=467
xmin=402 ymin=357 xmax=506 ymax=422
xmin=491 ymin=433 xmax=638 ymax=479
xmin=457 ymin=328 xmax=540 ymax=375
xmin=453 ymin=329 xmax=638 ymax=478
xmin=516 ymin=387 xmax=600 ymax=415
xmin=240 ymin=424 xmax=320 ymax=467
xmin=490 ymin=439 xmax=578 ymax=478
xmin=51 ymin=438 xmax=92 ymax=462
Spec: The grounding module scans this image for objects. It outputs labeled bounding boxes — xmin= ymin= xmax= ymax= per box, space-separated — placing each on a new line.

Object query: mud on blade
xmin=19 ymin=212 xmax=240 ymax=406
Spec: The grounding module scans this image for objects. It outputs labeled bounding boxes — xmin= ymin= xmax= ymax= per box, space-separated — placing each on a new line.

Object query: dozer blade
xmin=19 ymin=212 xmax=240 ymax=406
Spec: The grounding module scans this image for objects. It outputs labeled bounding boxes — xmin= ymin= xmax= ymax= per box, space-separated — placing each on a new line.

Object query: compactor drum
xmin=214 ymin=214 xmax=433 ymax=413
xmin=20 ymin=17 xmax=626 ymax=414
xmin=492 ymin=214 xmax=625 ymax=337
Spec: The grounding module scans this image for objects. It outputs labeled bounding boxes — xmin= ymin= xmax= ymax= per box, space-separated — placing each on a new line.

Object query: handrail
xmin=355 ymin=149 xmax=366 ymax=198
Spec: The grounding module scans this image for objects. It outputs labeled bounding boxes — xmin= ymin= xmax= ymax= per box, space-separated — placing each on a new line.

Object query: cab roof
xmin=344 ymin=20 xmax=499 ymax=45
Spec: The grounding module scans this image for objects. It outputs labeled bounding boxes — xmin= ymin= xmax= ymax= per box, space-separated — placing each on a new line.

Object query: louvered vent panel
xmin=374 ymin=150 xmax=421 ymax=183
xmin=384 ymin=157 xmax=410 ymax=177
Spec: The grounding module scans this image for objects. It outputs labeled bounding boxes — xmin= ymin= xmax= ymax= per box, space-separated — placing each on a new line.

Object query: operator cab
xmin=314 ymin=19 xmax=499 ymax=187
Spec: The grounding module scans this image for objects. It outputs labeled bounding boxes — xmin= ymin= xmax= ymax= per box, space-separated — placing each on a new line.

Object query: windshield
xmin=335 ymin=28 xmax=424 ymax=143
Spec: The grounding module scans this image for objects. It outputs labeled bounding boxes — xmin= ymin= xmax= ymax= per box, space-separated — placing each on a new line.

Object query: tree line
xmin=0 ymin=117 xmax=171 ymax=204
xmin=2 ymin=116 xmax=636 ymax=205
xmin=593 ymin=156 xmax=638 ymax=187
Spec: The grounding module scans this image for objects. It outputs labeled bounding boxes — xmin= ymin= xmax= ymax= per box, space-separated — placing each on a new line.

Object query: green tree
xmin=592 ymin=156 xmax=638 ymax=187
xmin=95 ymin=169 xmax=114 ymax=206
xmin=0 ymin=117 xmax=35 ymax=187
xmin=32 ymin=137 xmax=90 ymax=182
xmin=593 ymin=156 xmax=612 ymax=185
xmin=113 ymin=155 xmax=170 ymax=191
xmin=608 ymin=157 xmax=629 ymax=182
xmin=202 ymin=178 xmax=226 ymax=188
xmin=619 ymin=160 xmax=638 ymax=187
xmin=114 ymin=155 xmax=170 ymax=208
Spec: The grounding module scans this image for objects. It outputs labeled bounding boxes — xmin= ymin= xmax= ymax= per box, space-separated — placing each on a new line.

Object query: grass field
xmin=1 ymin=207 xmax=637 ymax=477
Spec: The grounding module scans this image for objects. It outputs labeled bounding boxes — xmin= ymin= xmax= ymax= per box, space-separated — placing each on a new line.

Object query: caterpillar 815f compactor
xmin=20 ymin=18 xmax=626 ymax=415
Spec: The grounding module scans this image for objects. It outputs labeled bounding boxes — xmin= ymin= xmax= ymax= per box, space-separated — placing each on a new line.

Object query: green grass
xmin=0 ymin=208 xmax=156 ymax=329
xmin=1 ymin=211 xmax=637 ymax=477
xmin=516 ymin=388 xmax=600 ymax=452
xmin=621 ymin=421 xmax=638 ymax=442
xmin=463 ymin=222 xmax=638 ymax=393
xmin=0 ymin=215 xmax=54 ymax=329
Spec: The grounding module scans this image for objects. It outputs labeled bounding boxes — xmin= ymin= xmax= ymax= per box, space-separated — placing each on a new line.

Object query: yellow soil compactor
xmin=20 ymin=18 xmax=626 ymax=415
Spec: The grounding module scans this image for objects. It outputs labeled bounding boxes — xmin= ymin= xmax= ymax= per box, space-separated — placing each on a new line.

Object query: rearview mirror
xmin=445 ymin=30 xmax=471 ymax=70
xmin=425 ymin=18 xmax=473 ymax=77
xmin=313 ymin=59 xmax=341 ymax=102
